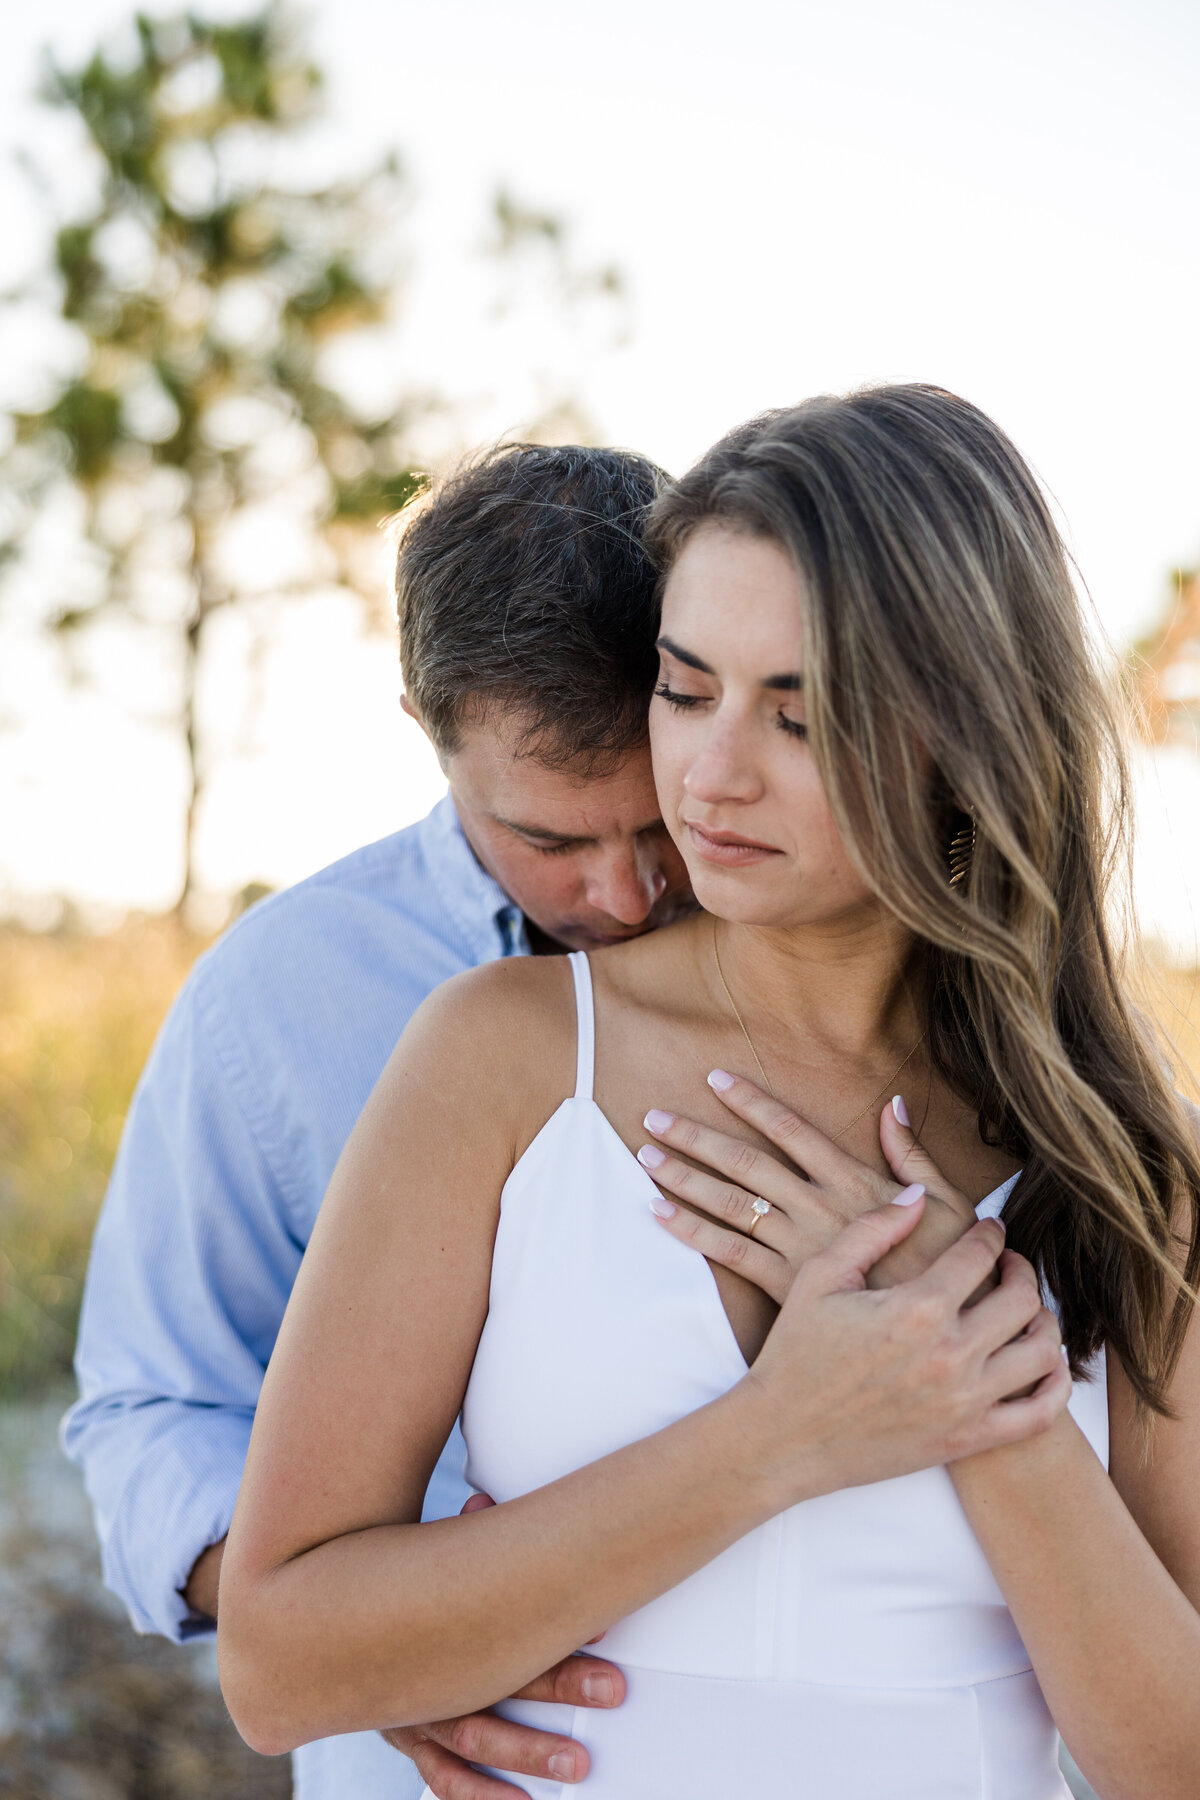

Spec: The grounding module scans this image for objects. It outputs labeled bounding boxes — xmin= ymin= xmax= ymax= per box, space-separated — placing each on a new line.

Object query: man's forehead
xmin=461 ymin=748 xmax=655 ymax=840
xmin=489 ymin=759 xmax=661 ymax=842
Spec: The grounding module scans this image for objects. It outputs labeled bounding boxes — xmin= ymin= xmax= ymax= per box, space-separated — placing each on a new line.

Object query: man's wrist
xmin=182 ymin=1536 xmax=226 ymax=1621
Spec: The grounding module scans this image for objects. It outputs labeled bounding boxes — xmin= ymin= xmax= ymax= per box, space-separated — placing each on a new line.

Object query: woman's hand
xmin=637 ymin=1070 xmax=978 ymax=1305
xmin=735 ymin=1200 xmax=1071 ymax=1496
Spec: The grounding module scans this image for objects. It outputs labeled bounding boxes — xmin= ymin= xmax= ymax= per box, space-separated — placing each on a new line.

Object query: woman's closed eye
xmin=655 ymin=682 xmax=806 ymax=740
xmin=654 ymin=681 xmax=707 ymax=710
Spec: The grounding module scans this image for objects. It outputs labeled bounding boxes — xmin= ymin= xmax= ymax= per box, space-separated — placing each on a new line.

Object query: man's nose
xmin=585 ymin=847 xmax=669 ymax=925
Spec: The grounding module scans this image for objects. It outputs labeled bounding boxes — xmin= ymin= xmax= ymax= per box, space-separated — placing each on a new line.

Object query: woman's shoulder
xmin=394 ymin=954 xmax=579 ymax=1152
xmin=411 ymin=952 xmax=576 ymax=1050
xmin=587 ymin=911 xmax=709 ymax=1013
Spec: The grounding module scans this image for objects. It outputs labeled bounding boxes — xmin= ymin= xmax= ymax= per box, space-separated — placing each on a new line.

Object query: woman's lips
xmin=684 ymin=822 xmax=781 ymax=866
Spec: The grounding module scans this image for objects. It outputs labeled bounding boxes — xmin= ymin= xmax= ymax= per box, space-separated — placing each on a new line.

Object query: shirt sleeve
xmin=61 ymin=970 xmax=304 ymax=1642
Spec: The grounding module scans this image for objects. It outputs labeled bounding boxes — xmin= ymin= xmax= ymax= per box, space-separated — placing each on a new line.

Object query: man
xmin=64 ymin=441 xmax=693 ymax=1799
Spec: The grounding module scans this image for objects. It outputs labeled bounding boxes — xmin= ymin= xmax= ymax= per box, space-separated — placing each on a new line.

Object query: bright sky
xmin=1 ymin=0 xmax=1199 ymax=951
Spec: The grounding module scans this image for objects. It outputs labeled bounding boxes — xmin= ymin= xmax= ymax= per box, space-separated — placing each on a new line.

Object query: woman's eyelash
xmin=653 ymin=682 xmax=704 ymax=709
xmin=656 ymin=681 xmax=807 ymax=740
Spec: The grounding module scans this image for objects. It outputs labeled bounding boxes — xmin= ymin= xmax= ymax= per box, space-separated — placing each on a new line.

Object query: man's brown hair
xmin=396 ymin=442 xmax=667 ymax=772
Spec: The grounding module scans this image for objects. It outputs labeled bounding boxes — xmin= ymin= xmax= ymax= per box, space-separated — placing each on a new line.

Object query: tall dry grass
xmin=0 ymin=919 xmax=1197 ymax=1399
xmin=0 ymin=919 xmax=207 ymax=1396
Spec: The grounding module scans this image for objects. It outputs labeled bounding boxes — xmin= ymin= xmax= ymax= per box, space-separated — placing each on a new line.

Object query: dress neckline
xmin=559 ymin=950 xmax=1019 ymax=1371
xmin=560 ymin=1092 xmax=1019 ymax=1379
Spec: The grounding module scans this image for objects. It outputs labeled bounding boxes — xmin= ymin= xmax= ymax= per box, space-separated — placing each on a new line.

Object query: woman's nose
xmin=683 ymin=719 xmax=762 ymax=806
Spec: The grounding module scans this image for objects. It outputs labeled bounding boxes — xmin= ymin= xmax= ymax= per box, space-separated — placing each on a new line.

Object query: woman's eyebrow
xmin=656 ymin=635 xmax=713 ymax=673
xmin=656 ymin=635 xmax=802 ymax=692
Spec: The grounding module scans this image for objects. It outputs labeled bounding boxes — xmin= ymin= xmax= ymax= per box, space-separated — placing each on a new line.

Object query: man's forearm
xmin=62 ymin=1388 xmax=252 ymax=1639
xmin=184 ymin=1537 xmax=226 ymax=1622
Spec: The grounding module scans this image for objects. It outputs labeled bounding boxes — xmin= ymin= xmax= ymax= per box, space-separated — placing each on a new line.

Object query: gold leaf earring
xmin=948 ymin=815 xmax=976 ymax=890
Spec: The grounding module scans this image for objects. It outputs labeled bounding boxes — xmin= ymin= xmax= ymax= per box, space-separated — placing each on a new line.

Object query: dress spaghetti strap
xmin=568 ymin=951 xmax=595 ymax=1101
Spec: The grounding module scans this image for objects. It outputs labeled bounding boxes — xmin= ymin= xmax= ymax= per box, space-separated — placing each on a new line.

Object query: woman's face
xmin=651 ymin=525 xmax=876 ymax=933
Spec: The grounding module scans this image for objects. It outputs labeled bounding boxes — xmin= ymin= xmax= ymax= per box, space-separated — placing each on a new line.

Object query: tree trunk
xmin=176 ymin=588 xmax=206 ymax=921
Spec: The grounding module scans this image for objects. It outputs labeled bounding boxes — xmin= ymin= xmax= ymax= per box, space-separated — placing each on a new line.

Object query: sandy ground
xmin=0 ymin=1388 xmax=289 ymax=1799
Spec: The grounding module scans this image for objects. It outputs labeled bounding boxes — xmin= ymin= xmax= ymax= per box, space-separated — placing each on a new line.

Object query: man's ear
xmin=401 ymin=692 xmax=452 ymax=772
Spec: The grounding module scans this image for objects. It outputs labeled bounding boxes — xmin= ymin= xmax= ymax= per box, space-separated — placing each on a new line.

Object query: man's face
xmin=438 ymin=708 xmax=695 ymax=951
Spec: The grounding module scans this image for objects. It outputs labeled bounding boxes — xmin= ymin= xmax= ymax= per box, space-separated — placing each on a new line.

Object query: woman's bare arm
xmin=217 ymin=962 xmax=1067 ymax=1756
xmin=949 ymin=1185 xmax=1200 ymax=1800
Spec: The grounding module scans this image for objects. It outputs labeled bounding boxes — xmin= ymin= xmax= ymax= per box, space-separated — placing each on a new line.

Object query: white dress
xmin=426 ymin=952 xmax=1108 ymax=1799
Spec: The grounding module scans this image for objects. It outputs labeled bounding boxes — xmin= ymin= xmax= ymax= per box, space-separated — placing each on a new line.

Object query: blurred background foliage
xmin=1 ymin=4 xmax=420 ymax=913
xmin=0 ymin=917 xmax=206 ymax=1396
xmin=0 ymin=2 xmax=620 ymax=915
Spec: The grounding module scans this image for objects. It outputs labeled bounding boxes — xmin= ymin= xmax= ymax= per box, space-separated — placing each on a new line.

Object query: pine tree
xmin=1 ymin=8 xmax=442 ymax=913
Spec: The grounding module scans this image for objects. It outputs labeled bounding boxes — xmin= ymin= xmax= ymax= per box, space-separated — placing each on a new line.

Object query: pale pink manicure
xmin=648 ymin=1192 xmax=677 ymax=1218
xmin=891 ymin=1182 xmax=925 ymax=1206
xmin=708 ymin=1069 xmax=736 ymax=1092
xmin=644 ymin=1109 xmax=675 ymax=1134
xmin=891 ymin=1094 xmax=910 ymax=1127
xmin=637 ymin=1143 xmax=667 ymax=1169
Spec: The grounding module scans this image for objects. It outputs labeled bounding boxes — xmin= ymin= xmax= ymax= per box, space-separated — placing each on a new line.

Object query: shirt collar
xmin=425 ymin=792 xmax=529 ymax=961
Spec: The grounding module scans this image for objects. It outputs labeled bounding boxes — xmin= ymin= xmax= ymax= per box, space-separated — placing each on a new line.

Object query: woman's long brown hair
xmin=645 ymin=385 xmax=1200 ymax=1415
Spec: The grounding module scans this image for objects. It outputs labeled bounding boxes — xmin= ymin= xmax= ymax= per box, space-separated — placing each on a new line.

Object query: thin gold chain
xmin=711 ymin=915 xmax=925 ymax=1141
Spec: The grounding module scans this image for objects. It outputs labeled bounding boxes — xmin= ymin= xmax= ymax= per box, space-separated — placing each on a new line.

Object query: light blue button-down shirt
xmin=62 ymin=793 xmax=529 ymax=1798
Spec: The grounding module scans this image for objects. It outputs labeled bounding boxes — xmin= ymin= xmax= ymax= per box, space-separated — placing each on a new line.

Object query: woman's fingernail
xmin=708 ymin=1069 xmax=736 ymax=1092
xmin=891 ymin=1094 xmax=910 ymax=1126
xmin=644 ymin=1109 xmax=675 ymax=1134
xmin=648 ymin=1192 xmax=677 ymax=1218
xmin=549 ymin=1749 xmax=579 ymax=1780
xmin=891 ymin=1182 xmax=925 ymax=1206
xmin=637 ymin=1143 xmax=667 ymax=1169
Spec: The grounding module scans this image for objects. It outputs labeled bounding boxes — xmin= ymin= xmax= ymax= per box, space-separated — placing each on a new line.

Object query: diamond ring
xmin=746 ymin=1198 xmax=771 ymax=1234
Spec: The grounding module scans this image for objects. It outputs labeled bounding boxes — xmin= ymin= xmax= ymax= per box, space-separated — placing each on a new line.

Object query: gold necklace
xmin=710 ymin=915 xmax=926 ymax=1141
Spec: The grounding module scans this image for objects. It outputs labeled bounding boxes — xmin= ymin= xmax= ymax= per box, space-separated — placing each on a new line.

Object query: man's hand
xmin=380 ymin=1494 xmax=625 ymax=1799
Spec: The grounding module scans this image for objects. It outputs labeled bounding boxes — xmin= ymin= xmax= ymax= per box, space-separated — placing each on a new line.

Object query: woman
xmin=219 ymin=387 xmax=1200 ymax=1799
